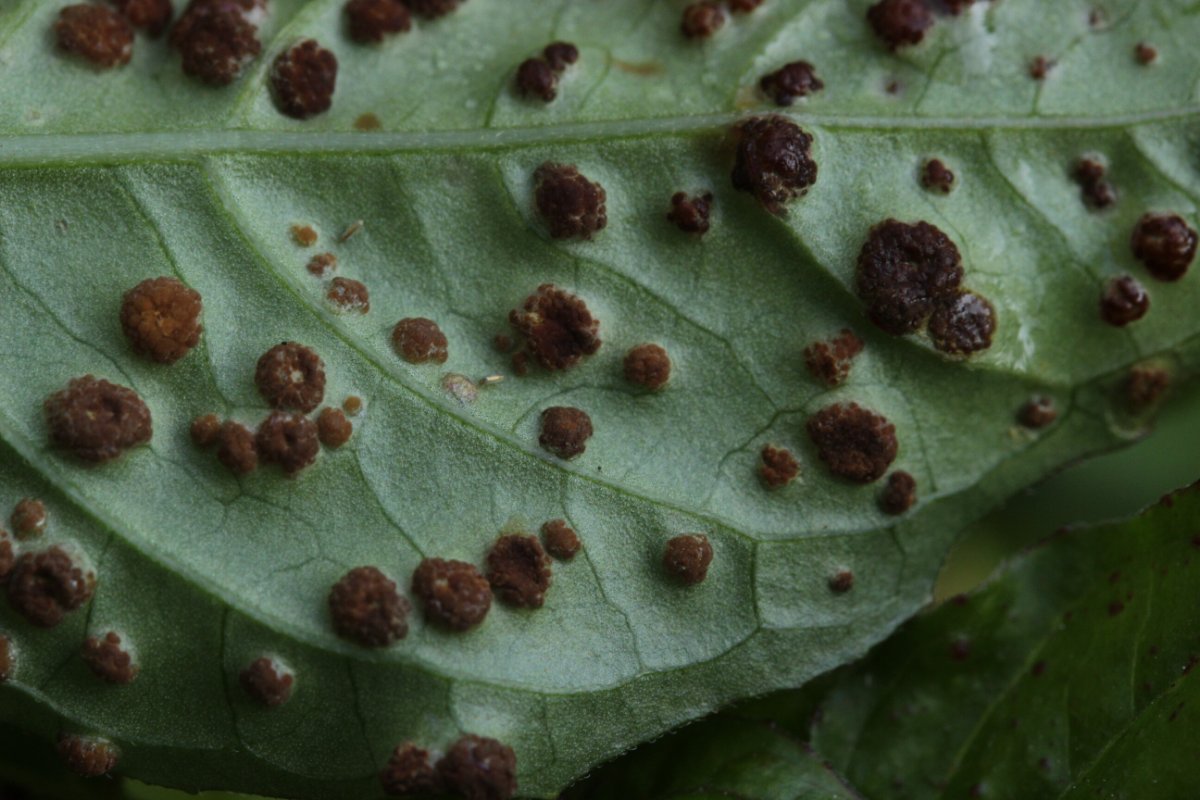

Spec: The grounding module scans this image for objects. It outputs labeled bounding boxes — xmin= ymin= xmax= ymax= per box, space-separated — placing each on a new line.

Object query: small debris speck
xmin=338 ymin=220 xmax=365 ymax=242
xmin=1100 ymin=275 xmax=1149 ymax=327
xmin=731 ymin=116 xmax=818 ymax=216
xmin=120 ymin=276 xmax=204 ymax=364
xmin=486 ymin=534 xmax=552 ymax=608
xmin=867 ymin=0 xmax=933 ymax=51
xmin=11 ymin=499 xmax=47 ymax=540
xmin=921 ymin=159 xmax=955 ymax=194
xmin=256 ymin=411 xmax=320 ymax=476
xmin=533 ymin=163 xmax=607 ymax=240
xmin=57 ymin=734 xmax=119 ymax=778
xmin=327 ymin=277 xmax=370 ymax=313
xmin=539 ymin=406 xmax=593 ymax=460
xmin=541 ymin=519 xmax=581 ymax=560
xmin=759 ymin=445 xmax=799 ymax=489
xmin=1017 ymin=396 xmax=1057 ymax=429
xmin=270 ymin=39 xmax=338 ymax=120
xmin=255 ymin=342 xmax=326 ymax=412
xmin=681 ymin=2 xmax=725 ymax=39
xmin=7 ymin=546 xmax=96 ymax=628
xmin=328 ymin=566 xmax=410 ymax=647
xmin=240 ymin=657 xmax=294 ymax=707
xmin=317 ymin=407 xmax=353 ymax=448
xmin=216 ymin=421 xmax=258 ymax=474
xmin=667 ymin=192 xmax=713 ymax=235
xmin=45 ymin=376 xmax=152 ymax=463
xmin=391 ymin=318 xmax=449 ymax=364
xmin=1132 ymin=212 xmax=1197 ymax=282
xmin=509 ymin=284 xmax=601 ymax=371
xmin=380 ymin=742 xmax=440 ymax=797
xmin=411 ymin=558 xmax=492 ymax=630
xmin=804 ymin=329 xmax=863 ymax=387
xmin=624 ymin=343 xmax=671 ymax=391
xmin=879 ymin=470 xmax=916 ymax=515
xmin=344 ymin=0 xmax=411 ymax=44
xmin=807 ymin=403 xmax=897 ymax=484
xmin=82 ymin=632 xmax=138 ymax=685
xmin=354 ymin=112 xmax=382 ymax=130
xmin=663 ymin=533 xmax=713 ymax=586
xmin=759 ymin=61 xmax=824 ymax=106
xmin=292 ymin=225 xmax=318 ymax=247
xmin=828 ymin=570 xmax=854 ymax=593
xmin=55 ymin=4 xmax=133 ymax=69
xmin=191 ymin=413 xmax=221 ymax=447
xmin=437 ymin=735 xmax=518 ymax=800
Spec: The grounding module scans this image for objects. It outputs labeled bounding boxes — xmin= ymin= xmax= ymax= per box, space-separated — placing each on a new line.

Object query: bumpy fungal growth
xmin=45 ymin=376 xmax=152 ymax=463
xmin=541 ymin=519 xmax=581 ymax=561
xmin=270 ymin=39 xmax=338 ymax=119
xmin=327 ymin=277 xmax=370 ymax=313
xmin=190 ymin=413 xmax=221 ymax=447
xmin=391 ymin=318 xmax=449 ymax=364
xmin=539 ymin=406 xmax=593 ymax=460
xmin=403 ymin=0 xmax=467 ymax=19
xmin=921 ymin=159 xmax=955 ymax=194
xmin=1126 ymin=365 xmax=1170 ymax=413
xmin=82 ymin=632 xmax=138 ymax=685
xmin=307 ymin=252 xmax=337 ymax=277
xmin=7 ymin=546 xmax=96 ymax=628
xmin=856 ymin=219 xmax=963 ymax=336
xmin=239 ymin=657 xmax=294 ymax=707
xmin=759 ymin=445 xmax=799 ymax=489
xmin=663 ymin=533 xmax=713 ymax=586
xmin=533 ymin=163 xmax=608 ymax=240
xmin=344 ymin=0 xmax=411 ymax=43
xmin=411 ymin=558 xmax=493 ymax=631
xmin=806 ymin=403 xmax=897 ymax=484
xmin=11 ymin=498 xmax=47 ymax=540
xmin=804 ymin=329 xmax=863 ymax=387
xmin=292 ymin=224 xmax=318 ymax=246
xmin=255 ymin=342 xmax=326 ymax=412
xmin=55 ymin=4 xmax=134 ymax=68
xmin=731 ymin=116 xmax=818 ymax=216
xmin=1074 ymin=158 xmax=1116 ymax=210
xmin=927 ymin=291 xmax=996 ymax=356
xmin=57 ymin=734 xmax=119 ymax=778
xmin=516 ymin=58 xmax=557 ymax=102
xmin=437 ymin=735 xmax=518 ymax=800
xmin=108 ymin=0 xmax=173 ymax=35
xmin=120 ymin=276 xmax=204 ymax=364
xmin=667 ymin=191 xmax=713 ymax=236
xmin=867 ymin=0 xmax=933 ymax=51
xmin=380 ymin=743 xmax=440 ymax=797
xmin=317 ymin=407 xmax=353 ymax=448
xmin=624 ymin=343 xmax=671 ymax=390
xmin=170 ymin=0 xmax=263 ymax=86
xmin=486 ymin=534 xmax=552 ymax=608
xmin=681 ymin=2 xmax=725 ymax=38
xmin=1018 ymin=396 xmax=1057 ymax=429
xmin=328 ymin=566 xmax=410 ymax=647
xmin=509 ymin=284 xmax=601 ymax=371
xmin=256 ymin=411 xmax=320 ymax=476
xmin=879 ymin=470 xmax=916 ymax=515
xmin=0 ymin=636 xmax=10 ymax=682
xmin=828 ymin=570 xmax=854 ymax=593
xmin=1100 ymin=275 xmax=1149 ymax=327
xmin=759 ymin=61 xmax=824 ymax=105
xmin=1135 ymin=42 xmax=1159 ymax=65
xmin=543 ymin=41 xmax=579 ymax=72
xmin=1132 ymin=212 xmax=1197 ymax=282
xmin=216 ymin=421 xmax=258 ymax=474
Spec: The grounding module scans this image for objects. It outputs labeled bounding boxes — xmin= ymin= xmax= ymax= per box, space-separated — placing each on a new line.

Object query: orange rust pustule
xmin=11 ymin=498 xmax=47 ymax=541
xmin=624 ymin=343 xmax=671 ymax=391
xmin=516 ymin=58 xmax=557 ymax=102
xmin=541 ymin=519 xmax=581 ymax=560
xmin=1132 ymin=213 xmax=1197 ymax=282
xmin=1100 ymin=275 xmax=1149 ymax=327
xmin=681 ymin=2 xmax=726 ymax=39
xmin=667 ymin=192 xmax=713 ymax=235
xmin=437 ymin=735 xmax=518 ymax=800
xmin=804 ymin=328 xmax=864 ymax=387
xmin=240 ymin=657 xmax=294 ymax=707
xmin=1018 ymin=396 xmax=1057 ymax=429
xmin=317 ymin=407 xmax=353 ymax=448
xmin=170 ymin=2 xmax=262 ymax=86
xmin=867 ymin=0 xmax=933 ymax=51
xmin=1126 ymin=365 xmax=1170 ymax=413
xmin=539 ymin=406 xmax=593 ymax=460
xmin=292 ymin=224 xmax=318 ymax=247
xmin=921 ymin=159 xmax=955 ymax=194
xmin=344 ymin=0 xmax=411 ymax=43
xmin=828 ymin=570 xmax=854 ymax=593
xmin=760 ymin=61 xmax=824 ymax=106
xmin=509 ymin=284 xmax=601 ymax=371
xmin=856 ymin=219 xmax=963 ymax=336
xmin=307 ymin=252 xmax=337 ymax=277
xmin=327 ymin=277 xmax=370 ymax=313
xmin=731 ymin=116 xmax=818 ymax=216
xmin=380 ymin=742 xmax=441 ymax=797
xmin=271 ymin=39 xmax=338 ymax=119
xmin=403 ymin=0 xmax=467 ymax=19
xmin=328 ymin=566 xmax=410 ymax=647
xmin=391 ymin=317 xmax=449 ymax=364
xmin=108 ymin=0 xmax=173 ymax=36
xmin=533 ymin=163 xmax=607 ymax=240
xmin=120 ymin=277 xmax=204 ymax=364
xmin=0 ymin=636 xmax=10 ymax=682
xmin=543 ymin=41 xmax=579 ymax=72
xmin=256 ymin=411 xmax=319 ymax=475
xmin=411 ymin=558 xmax=492 ymax=631
xmin=663 ymin=533 xmax=713 ymax=586
xmin=45 ymin=376 xmax=152 ymax=464
xmin=82 ymin=632 xmax=138 ymax=685
xmin=759 ymin=445 xmax=799 ymax=489
xmin=255 ymin=342 xmax=326 ymax=412
xmin=57 ymin=734 xmax=119 ymax=778
xmin=1074 ymin=158 xmax=1117 ymax=210
xmin=216 ymin=421 xmax=258 ymax=474
xmin=928 ymin=291 xmax=996 ymax=356
xmin=7 ymin=547 xmax=96 ymax=629
xmin=486 ymin=534 xmax=552 ymax=609
xmin=190 ymin=413 xmax=221 ymax=447
xmin=55 ymin=5 xmax=133 ymax=68
xmin=807 ymin=402 xmax=897 ymax=484
xmin=879 ymin=470 xmax=917 ymax=515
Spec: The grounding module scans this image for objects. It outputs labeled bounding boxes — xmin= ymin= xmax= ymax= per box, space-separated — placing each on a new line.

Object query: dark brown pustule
xmin=0 ymin=533 xmax=13 ymax=584
xmin=662 ymin=534 xmax=713 ymax=585
xmin=541 ymin=519 xmax=581 ymax=560
xmin=55 ymin=4 xmax=134 ymax=68
xmin=486 ymin=534 xmax=552 ymax=608
xmin=328 ymin=566 xmax=410 ymax=647
xmin=7 ymin=546 xmax=96 ymax=628
xmin=539 ymin=406 xmax=593 ymax=459
xmin=270 ymin=39 xmax=338 ymax=119
xmin=82 ymin=632 xmax=138 ymax=685
xmin=803 ymin=329 xmax=863 ymax=387
xmin=256 ymin=411 xmax=320 ymax=476
xmin=759 ymin=445 xmax=799 ymax=489
xmin=436 ymin=735 xmax=518 ymax=800
xmin=543 ymin=41 xmax=579 ymax=72
xmin=730 ymin=0 xmax=764 ymax=12
xmin=109 ymin=0 xmax=173 ymax=36
xmin=239 ymin=657 xmax=294 ymax=707
xmin=1017 ymin=396 xmax=1057 ymax=429
xmin=1125 ymin=365 xmax=1170 ymax=413
xmin=879 ymin=470 xmax=916 ymax=515
xmin=533 ymin=163 xmax=607 ymax=239
xmin=307 ymin=252 xmax=337 ymax=277
xmin=856 ymin=219 xmax=963 ymax=335
xmin=759 ymin=61 xmax=824 ymax=106
xmin=921 ymin=159 xmax=954 ymax=194
xmin=1132 ymin=213 xmax=1197 ymax=282
xmin=515 ymin=58 xmax=557 ymax=102
xmin=216 ymin=421 xmax=258 ymax=475
xmin=317 ymin=407 xmax=353 ymax=448
xmin=1073 ymin=158 xmax=1116 ymax=210
xmin=344 ymin=0 xmax=411 ymax=44
xmin=0 ymin=636 xmax=11 ymax=682
xmin=120 ymin=277 xmax=204 ymax=364
xmin=326 ymin=277 xmax=370 ymax=313
xmin=928 ymin=291 xmax=996 ymax=356
xmin=170 ymin=1 xmax=263 ymax=86
xmin=681 ymin=2 xmax=725 ymax=39
xmin=1135 ymin=43 xmax=1158 ymax=66
xmin=730 ymin=116 xmax=818 ymax=216
xmin=255 ymin=342 xmax=326 ymax=412
xmin=1029 ymin=56 xmax=1054 ymax=80
xmin=380 ymin=743 xmax=441 ymax=797
xmin=828 ymin=570 xmax=854 ymax=593
xmin=624 ymin=343 xmax=671 ymax=391
xmin=667 ymin=192 xmax=713 ymax=235
xmin=1099 ymin=275 xmax=1149 ymax=327
xmin=403 ymin=0 xmax=467 ymax=19
xmin=509 ymin=284 xmax=601 ymax=371
xmin=57 ymin=735 xmax=119 ymax=778
xmin=866 ymin=0 xmax=934 ymax=51
xmin=391 ymin=318 xmax=449 ymax=364
xmin=11 ymin=499 xmax=47 ymax=540
xmin=806 ymin=403 xmax=897 ymax=484
xmin=411 ymin=558 xmax=492 ymax=630
xmin=190 ymin=414 xmax=221 ymax=447
xmin=45 ymin=376 xmax=152 ymax=464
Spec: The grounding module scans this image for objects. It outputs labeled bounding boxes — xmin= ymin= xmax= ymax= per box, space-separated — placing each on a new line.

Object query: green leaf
xmin=1 ymin=0 xmax=1199 ymax=797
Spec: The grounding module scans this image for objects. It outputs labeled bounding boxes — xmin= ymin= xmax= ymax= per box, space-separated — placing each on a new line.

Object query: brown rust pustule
xmin=879 ymin=470 xmax=916 ymax=515
xmin=541 ymin=519 xmax=581 ymax=560
xmin=57 ymin=734 xmax=119 ymax=778
xmin=1132 ymin=213 xmax=1197 ymax=282
xmin=921 ymin=159 xmax=955 ymax=194
xmin=109 ymin=0 xmax=173 ymax=36
xmin=11 ymin=499 xmax=47 ymax=541
xmin=404 ymin=0 xmax=468 ymax=19
xmin=55 ymin=5 xmax=134 ymax=68
xmin=327 ymin=277 xmax=370 ymax=313
xmin=927 ymin=291 xmax=996 ymax=356
xmin=806 ymin=403 xmax=897 ymax=484
xmin=486 ymin=534 xmax=552 ymax=609
xmin=759 ymin=61 xmax=824 ymax=106
xmin=856 ymin=219 xmax=963 ymax=336
xmin=759 ymin=445 xmax=799 ymax=489
xmin=45 ymin=376 xmax=152 ymax=464
xmin=411 ymin=558 xmax=492 ymax=630
xmin=328 ymin=566 xmax=410 ymax=647
xmin=539 ymin=406 xmax=593 ymax=460
xmin=624 ymin=343 xmax=671 ymax=391
xmin=1017 ymin=396 xmax=1057 ymax=429
xmin=120 ymin=277 xmax=204 ymax=364
xmin=317 ymin=407 xmax=353 ymax=448
xmin=867 ymin=0 xmax=934 ymax=51
xmin=509 ymin=284 xmax=601 ymax=371
xmin=663 ymin=534 xmax=713 ymax=585
xmin=681 ymin=2 xmax=725 ymax=39
xmin=515 ymin=58 xmax=557 ymax=102
xmin=731 ymin=116 xmax=818 ymax=216
xmin=170 ymin=1 xmax=262 ymax=86
xmin=533 ymin=163 xmax=607 ymax=240
xmin=7 ymin=547 xmax=96 ymax=628
xmin=239 ymin=657 xmax=294 ymax=707
xmin=344 ymin=0 xmax=411 ymax=44
xmin=1099 ymin=276 xmax=1149 ymax=327
xmin=255 ymin=342 xmax=326 ymax=412
xmin=380 ymin=742 xmax=441 ymax=797
xmin=391 ymin=318 xmax=449 ymax=364
xmin=216 ymin=421 xmax=258 ymax=474
xmin=270 ymin=39 xmax=338 ymax=119
xmin=804 ymin=329 xmax=863 ymax=387
xmin=256 ymin=411 xmax=319 ymax=476
xmin=82 ymin=632 xmax=138 ymax=685
xmin=667 ymin=192 xmax=713 ymax=235
xmin=436 ymin=735 xmax=518 ymax=800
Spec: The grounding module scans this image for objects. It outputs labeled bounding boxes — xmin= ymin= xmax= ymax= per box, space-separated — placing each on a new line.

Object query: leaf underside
xmin=1 ymin=0 xmax=1199 ymax=797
